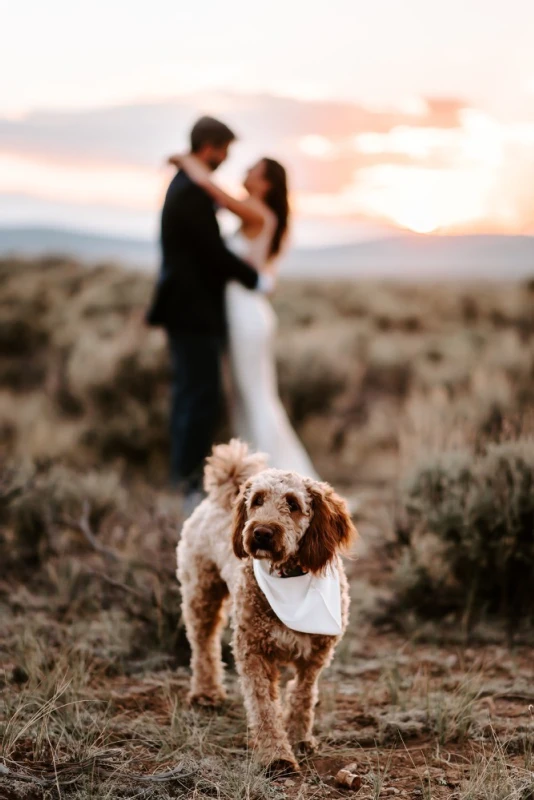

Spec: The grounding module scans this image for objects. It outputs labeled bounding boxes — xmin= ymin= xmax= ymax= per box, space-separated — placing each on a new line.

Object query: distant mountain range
xmin=0 ymin=227 xmax=157 ymax=272
xmin=286 ymin=234 xmax=534 ymax=280
xmin=1 ymin=226 xmax=533 ymax=281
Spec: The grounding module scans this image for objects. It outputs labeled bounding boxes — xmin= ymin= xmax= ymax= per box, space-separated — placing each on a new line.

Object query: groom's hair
xmin=190 ymin=116 xmax=237 ymax=153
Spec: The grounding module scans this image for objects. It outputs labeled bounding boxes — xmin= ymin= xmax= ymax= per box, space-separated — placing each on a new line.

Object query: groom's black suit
xmin=146 ymin=170 xmax=258 ymax=488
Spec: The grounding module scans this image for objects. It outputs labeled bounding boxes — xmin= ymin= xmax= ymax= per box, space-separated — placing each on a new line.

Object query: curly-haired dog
xmin=177 ymin=439 xmax=356 ymax=773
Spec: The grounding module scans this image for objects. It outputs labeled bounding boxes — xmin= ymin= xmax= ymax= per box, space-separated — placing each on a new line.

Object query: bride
xmin=168 ymin=152 xmax=318 ymax=478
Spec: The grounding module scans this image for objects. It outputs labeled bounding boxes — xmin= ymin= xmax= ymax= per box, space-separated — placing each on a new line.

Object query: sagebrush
xmin=395 ymin=437 xmax=534 ymax=632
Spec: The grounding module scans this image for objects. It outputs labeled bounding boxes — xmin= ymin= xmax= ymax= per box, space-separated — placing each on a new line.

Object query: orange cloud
xmin=1 ymin=93 xmax=533 ymax=238
xmin=295 ymin=108 xmax=534 ymax=234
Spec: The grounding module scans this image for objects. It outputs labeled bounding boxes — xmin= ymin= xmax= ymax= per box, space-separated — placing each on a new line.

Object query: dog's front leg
xmin=235 ymin=648 xmax=299 ymax=774
xmin=285 ymin=656 xmax=326 ymax=753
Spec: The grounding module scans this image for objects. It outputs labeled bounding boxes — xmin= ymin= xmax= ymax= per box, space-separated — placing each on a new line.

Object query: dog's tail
xmin=204 ymin=439 xmax=268 ymax=511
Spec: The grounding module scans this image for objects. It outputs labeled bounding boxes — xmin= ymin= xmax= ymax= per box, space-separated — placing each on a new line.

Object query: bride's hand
xmin=167 ymin=153 xmax=184 ymax=167
xmin=257 ymin=272 xmax=276 ymax=296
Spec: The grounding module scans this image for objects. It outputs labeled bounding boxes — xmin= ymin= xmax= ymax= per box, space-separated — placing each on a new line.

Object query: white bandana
xmin=252 ymin=558 xmax=342 ymax=635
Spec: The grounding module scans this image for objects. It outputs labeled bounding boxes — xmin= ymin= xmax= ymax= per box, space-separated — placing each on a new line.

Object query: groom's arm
xmin=183 ymin=185 xmax=259 ymax=290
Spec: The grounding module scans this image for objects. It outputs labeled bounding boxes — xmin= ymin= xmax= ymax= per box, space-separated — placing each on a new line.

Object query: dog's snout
xmin=253 ymin=526 xmax=274 ymax=548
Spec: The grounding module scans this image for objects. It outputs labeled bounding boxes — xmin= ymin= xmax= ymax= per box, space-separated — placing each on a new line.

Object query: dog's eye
xmin=251 ymin=494 xmax=264 ymax=507
xmin=287 ymin=497 xmax=301 ymax=513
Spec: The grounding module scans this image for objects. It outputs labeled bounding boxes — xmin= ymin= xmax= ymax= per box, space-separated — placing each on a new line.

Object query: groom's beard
xmin=207 ymin=157 xmax=224 ymax=171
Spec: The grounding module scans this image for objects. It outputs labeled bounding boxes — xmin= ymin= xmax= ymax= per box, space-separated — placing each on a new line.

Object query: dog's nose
xmin=253 ymin=526 xmax=274 ymax=549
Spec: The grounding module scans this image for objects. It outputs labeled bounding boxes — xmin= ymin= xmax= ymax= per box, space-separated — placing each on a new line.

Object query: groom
xmin=146 ymin=116 xmax=267 ymax=504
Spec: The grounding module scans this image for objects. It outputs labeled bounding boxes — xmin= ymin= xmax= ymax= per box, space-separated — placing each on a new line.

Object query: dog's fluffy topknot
xmin=203 ymin=439 xmax=268 ymax=511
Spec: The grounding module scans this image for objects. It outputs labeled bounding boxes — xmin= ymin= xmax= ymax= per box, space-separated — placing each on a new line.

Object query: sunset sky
xmin=2 ymin=0 xmax=534 ymax=246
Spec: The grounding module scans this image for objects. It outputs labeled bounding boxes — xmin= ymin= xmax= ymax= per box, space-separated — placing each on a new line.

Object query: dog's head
xmin=231 ymin=469 xmax=357 ymax=574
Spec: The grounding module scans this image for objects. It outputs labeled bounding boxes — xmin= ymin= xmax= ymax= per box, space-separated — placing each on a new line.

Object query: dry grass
xmin=1 ymin=257 xmax=533 ymax=797
xmin=1 ymin=257 xmax=533 ymax=486
xmin=2 ymin=604 xmax=533 ymax=798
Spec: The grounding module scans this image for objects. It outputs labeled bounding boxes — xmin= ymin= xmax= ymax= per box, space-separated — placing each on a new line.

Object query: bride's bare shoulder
xmin=245 ymin=197 xmax=276 ymax=225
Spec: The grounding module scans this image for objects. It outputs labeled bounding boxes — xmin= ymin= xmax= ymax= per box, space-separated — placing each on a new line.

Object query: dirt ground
xmin=1 ymin=492 xmax=533 ymax=800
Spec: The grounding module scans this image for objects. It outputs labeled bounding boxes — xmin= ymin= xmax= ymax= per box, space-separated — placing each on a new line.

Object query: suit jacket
xmin=146 ymin=170 xmax=258 ymax=335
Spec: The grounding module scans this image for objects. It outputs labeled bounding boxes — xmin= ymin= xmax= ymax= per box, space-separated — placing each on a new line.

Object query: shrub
xmin=2 ymin=462 xmax=126 ymax=560
xmin=394 ymin=437 xmax=534 ymax=633
xmin=276 ymin=326 xmax=352 ymax=423
xmin=1 ymin=258 xmax=533 ymax=490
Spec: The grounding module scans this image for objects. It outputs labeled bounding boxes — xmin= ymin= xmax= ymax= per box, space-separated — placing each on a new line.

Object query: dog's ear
xmin=231 ymin=480 xmax=251 ymax=559
xmin=299 ymin=481 xmax=357 ymax=574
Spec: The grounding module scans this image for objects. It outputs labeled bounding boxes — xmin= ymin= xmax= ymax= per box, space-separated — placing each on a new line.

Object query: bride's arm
xmin=168 ymin=154 xmax=265 ymax=227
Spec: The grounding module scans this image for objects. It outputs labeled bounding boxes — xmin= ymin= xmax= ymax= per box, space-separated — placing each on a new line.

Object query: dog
xmin=177 ymin=439 xmax=356 ymax=773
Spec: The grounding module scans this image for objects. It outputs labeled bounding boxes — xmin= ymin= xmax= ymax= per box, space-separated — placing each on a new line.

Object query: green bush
xmin=394 ymin=437 xmax=534 ymax=632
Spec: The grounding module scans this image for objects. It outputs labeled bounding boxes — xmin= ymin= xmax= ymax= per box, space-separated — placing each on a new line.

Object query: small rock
xmin=382 ymin=789 xmax=400 ymax=796
xmin=284 ymin=778 xmax=296 ymax=787
xmin=335 ymin=763 xmax=362 ymax=790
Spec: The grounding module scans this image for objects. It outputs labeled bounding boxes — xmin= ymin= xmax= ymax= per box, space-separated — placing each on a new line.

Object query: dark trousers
xmin=168 ymin=332 xmax=224 ymax=491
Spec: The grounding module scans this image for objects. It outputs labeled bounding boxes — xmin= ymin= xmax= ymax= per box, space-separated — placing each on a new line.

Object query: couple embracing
xmin=147 ymin=116 xmax=317 ymax=507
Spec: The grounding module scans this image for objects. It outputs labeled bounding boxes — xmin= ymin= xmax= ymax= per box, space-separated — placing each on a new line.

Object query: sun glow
xmin=342 ymin=110 xmax=534 ymax=234
xmin=348 ymin=164 xmax=492 ymax=233
xmin=397 ymin=215 xmax=440 ymax=235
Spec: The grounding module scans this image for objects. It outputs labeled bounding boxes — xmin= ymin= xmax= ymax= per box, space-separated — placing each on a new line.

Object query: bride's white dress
xmin=226 ymin=225 xmax=318 ymax=478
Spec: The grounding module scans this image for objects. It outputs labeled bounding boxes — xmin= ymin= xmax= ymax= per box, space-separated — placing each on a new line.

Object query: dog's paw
xmin=187 ymin=689 xmax=226 ymax=708
xmin=266 ymin=758 xmax=300 ymax=778
xmin=296 ymin=736 xmax=319 ymax=755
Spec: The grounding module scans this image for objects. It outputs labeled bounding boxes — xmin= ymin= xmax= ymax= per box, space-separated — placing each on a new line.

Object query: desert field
xmin=1 ymin=256 xmax=533 ymax=799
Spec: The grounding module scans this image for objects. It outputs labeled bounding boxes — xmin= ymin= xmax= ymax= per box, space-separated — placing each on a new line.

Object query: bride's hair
xmin=262 ymin=158 xmax=289 ymax=259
